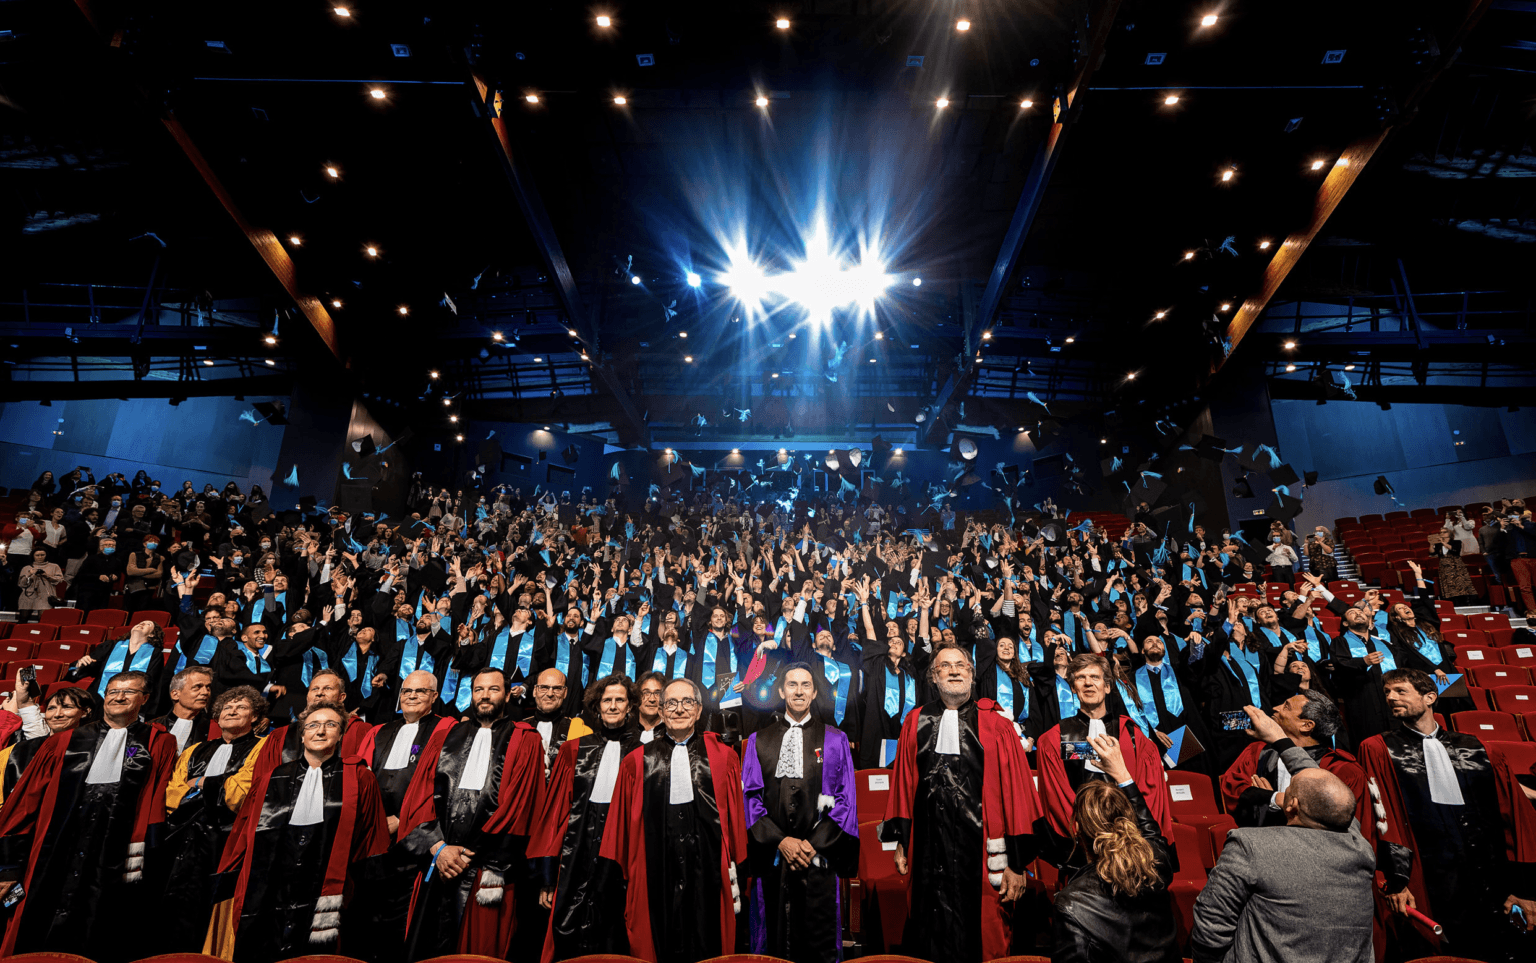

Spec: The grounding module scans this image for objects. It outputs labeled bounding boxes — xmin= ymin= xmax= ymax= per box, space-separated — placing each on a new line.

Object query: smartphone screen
xmin=1220 ymin=709 xmax=1251 ymax=732
xmin=1062 ymin=741 xmax=1099 ymax=762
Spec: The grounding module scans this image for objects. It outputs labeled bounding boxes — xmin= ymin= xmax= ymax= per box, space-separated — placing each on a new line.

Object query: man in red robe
xmin=599 ymin=677 xmax=748 ymax=963
xmin=1036 ymin=652 xmax=1174 ymax=850
xmin=209 ymin=700 xmax=390 ymax=962
xmin=395 ymin=666 xmax=545 ymax=959
xmin=880 ymin=643 xmax=1042 ymax=963
xmin=249 ymin=668 xmax=373 ymax=775
xmin=0 ymin=670 xmax=177 ymax=962
xmin=1220 ymin=690 xmax=1368 ymax=828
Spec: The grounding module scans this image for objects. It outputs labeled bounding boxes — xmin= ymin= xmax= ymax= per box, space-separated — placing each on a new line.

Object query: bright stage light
xmin=686 ymin=271 xmax=702 ymax=287
xmin=630 ymin=275 xmax=641 ymax=285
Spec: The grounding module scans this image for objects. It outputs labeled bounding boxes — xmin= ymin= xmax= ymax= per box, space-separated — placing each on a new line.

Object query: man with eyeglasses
xmin=251 ymin=668 xmax=375 ymax=777
xmin=395 ymin=667 xmax=544 ymax=958
xmin=880 ymin=644 xmax=1043 ymax=963
xmin=636 ymin=671 xmax=667 ymax=743
xmin=525 ymin=668 xmax=591 ymax=781
xmin=599 ymin=678 xmax=748 ymax=963
xmin=157 ymin=684 xmax=269 ymax=952
xmin=536 ymin=599 xmax=591 ymax=717
xmin=208 ymin=700 xmax=389 ymax=961
xmin=0 ymin=670 xmax=178 ymax=961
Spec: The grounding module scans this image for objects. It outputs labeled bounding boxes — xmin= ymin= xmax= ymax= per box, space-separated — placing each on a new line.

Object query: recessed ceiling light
xmin=203 ymin=359 xmax=214 ymax=366
xmin=679 ymin=331 xmax=688 ymax=338
xmin=613 ymin=95 xmax=627 ymax=105
xmin=263 ymin=335 xmax=277 ymax=345
xmin=1221 ymin=169 xmax=1234 ymax=182
xmin=429 ymin=370 xmax=439 ymax=379
xmin=331 ymin=299 xmax=342 ymax=308
xmin=1164 ymin=94 xmax=1180 ymax=105
xmin=684 ymin=355 xmax=693 ymax=362
xmin=956 ymin=19 xmax=971 ymax=31
xmin=755 ymin=96 xmax=769 ymax=107
xmin=1284 ymin=340 xmax=1298 ymax=349
xmin=288 ymin=235 xmax=301 ymax=246
xmin=368 ymin=88 xmax=385 ymax=100
xmin=912 ymin=277 xmax=922 ymax=286
xmin=334 ymin=7 xmax=351 ymax=18
xmin=264 ymin=358 xmax=276 ymax=366
xmin=1258 ymin=240 xmax=1272 ymax=250
xmin=1020 ymin=99 xmax=1033 ymax=109
xmin=1201 ymin=14 xmax=1218 ymax=27
xmin=365 ymin=246 xmax=378 ymax=257
xmin=936 ymin=97 xmax=949 ymax=108
xmin=534 ymin=356 xmax=542 ymax=362
xmin=492 ymin=331 xmax=504 ymax=341
xmin=875 ymin=331 xmax=884 ymax=339
xmin=1344 ymin=363 xmax=1356 ymax=371
xmin=1184 ymin=251 xmax=1195 ymax=260
xmin=776 ymin=18 xmax=790 ymax=29
xmin=596 ymin=15 xmax=611 ymax=27
xmin=1286 ymin=363 xmax=1297 ymax=372
xmin=1065 ymin=336 xmax=1076 ymax=343
xmin=325 ymin=166 xmax=339 ymax=178
xmin=1155 ymin=311 xmax=1166 ymax=319
xmin=398 ymin=306 xmax=409 ymax=315
xmin=1311 ymin=159 xmax=1325 ymax=170
xmin=1220 ymin=303 xmax=1231 ymax=311
xmin=525 ymin=94 xmax=539 ymax=104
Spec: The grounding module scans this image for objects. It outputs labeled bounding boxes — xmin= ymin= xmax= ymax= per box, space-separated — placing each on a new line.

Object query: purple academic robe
xmin=741 ymin=715 xmax=860 ymax=963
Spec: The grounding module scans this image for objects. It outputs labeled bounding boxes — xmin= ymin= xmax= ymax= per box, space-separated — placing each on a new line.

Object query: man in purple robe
xmin=741 ymin=662 xmax=859 ymax=963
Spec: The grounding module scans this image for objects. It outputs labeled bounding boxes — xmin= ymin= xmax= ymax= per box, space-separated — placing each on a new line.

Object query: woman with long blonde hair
xmin=1051 ymin=733 xmax=1180 ymax=963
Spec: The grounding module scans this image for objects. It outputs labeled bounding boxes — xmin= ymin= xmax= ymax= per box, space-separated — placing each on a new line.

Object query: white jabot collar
xmin=382 ymin=721 xmax=421 ymax=770
xmin=459 ymin=727 xmax=495 ymax=792
xmin=592 ymin=740 xmax=623 ymax=803
xmin=936 ymin=708 xmax=961 ymax=755
xmin=290 ymin=765 xmax=326 ymax=826
xmin=668 ymin=738 xmax=695 ymax=804
xmin=85 ymin=727 xmax=130 ymax=785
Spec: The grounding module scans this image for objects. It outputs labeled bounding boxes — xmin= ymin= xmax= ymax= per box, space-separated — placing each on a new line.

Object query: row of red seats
xmin=1 ymin=609 xmax=171 ymax=640
xmin=1453 ymin=641 xmax=1536 ymax=669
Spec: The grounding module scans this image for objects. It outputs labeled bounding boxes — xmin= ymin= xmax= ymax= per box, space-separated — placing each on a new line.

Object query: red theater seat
xmin=1467 ymin=664 xmax=1532 ymax=689
xmin=1451 ymin=710 xmax=1524 ymax=742
xmin=37 ymin=609 xmax=83 ymax=627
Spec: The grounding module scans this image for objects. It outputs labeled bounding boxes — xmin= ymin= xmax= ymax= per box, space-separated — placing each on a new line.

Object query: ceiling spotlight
xmin=1100 ymin=437 xmax=1108 ymax=444
xmin=1310 ymin=159 xmax=1325 ymax=171
xmin=449 ymin=415 xmax=459 ymax=423
xmin=325 ymin=166 xmax=339 ymax=178
xmin=1126 ymin=372 xmax=1137 ymax=380
xmin=1258 ymin=240 xmax=1271 ymax=250
xmin=1065 ymin=336 xmax=1076 ymax=343
xmin=1221 ymin=169 xmax=1234 ymax=182
xmin=365 ymin=246 xmax=378 ymax=257
xmin=596 ymin=15 xmax=611 ymax=27
xmin=334 ymin=6 xmax=350 ymax=16
xmin=429 ymin=370 xmax=439 ymax=379
xmin=982 ymin=330 xmax=992 ymax=340
xmin=492 ymin=331 xmax=504 ymax=341
xmin=1020 ymin=99 xmax=1033 ymax=109
xmin=776 ymin=18 xmax=790 ymax=29
xmin=936 ymin=97 xmax=949 ymax=108
xmin=613 ymin=96 xmax=627 ymax=105
xmin=1219 ymin=302 xmax=1231 ymax=311
xmin=442 ymin=397 xmax=452 ymax=406
xmin=288 ymin=235 xmax=301 ymax=246
xmin=912 ymin=277 xmax=922 ymax=286
xmin=331 ymin=299 xmax=342 ymax=308
xmin=1344 ymin=363 xmax=1356 ymax=371
xmin=1285 ymin=363 xmax=1297 ymax=372
xmin=1284 ymin=340 xmax=1297 ymax=349
xmin=686 ymin=271 xmax=702 ymax=287
xmin=263 ymin=334 xmax=278 ymax=345
xmin=1164 ymin=94 xmax=1180 ymax=105
xmin=580 ymin=352 xmax=589 ymax=360
xmin=679 ymin=331 xmax=688 ymax=338
xmin=455 ymin=434 xmax=464 ymax=442
xmin=1155 ymin=311 xmax=1166 ymax=319
xmin=397 ymin=305 xmax=409 ymax=316
xmin=1200 ymin=14 xmax=1218 ymax=26
xmin=1183 ymin=251 xmax=1195 ymax=260
xmin=525 ymin=94 xmax=539 ymax=104
xmin=732 ymin=448 xmax=740 ymax=454
xmin=264 ymin=358 xmax=276 ymax=366
xmin=202 ymin=359 xmax=214 ymax=366
xmin=369 ymin=88 xmax=385 ymax=100
xmin=684 ymin=355 xmax=693 ymax=362
xmin=533 ymin=356 xmax=542 ymax=362
xmin=755 ymin=96 xmax=769 ymax=107
xmin=869 ymin=357 xmax=877 ymax=363
xmin=630 ymin=275 xmax=641 ymax=285
xmin=568 ymin=328 xmax=578 ymax=337
xmin=956 ymin=19 xmax=971 ymax=31
xmin=874 ymin=331 xmax=884 ymax=339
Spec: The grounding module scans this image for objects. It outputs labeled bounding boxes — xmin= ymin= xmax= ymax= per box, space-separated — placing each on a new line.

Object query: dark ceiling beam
xmin=1266 ymin=379 xmax=1530 ymax=407
xmin=1212 ymin=0 xmax=1495 ymax=378
xmin=68 ymin=0 xmax=343 ymax=364
xmin=925 ymin=0 xmax=1122 ymax=445
xmin=1259 ymin=329 xmax=1536 ymax=363
xmin=0 ymin=323 xmax=279 ymax=352
xmin=468 ymin=72 xmax=651 ymax=448
xmin=0 ymin=375 xmax=292 ymax=402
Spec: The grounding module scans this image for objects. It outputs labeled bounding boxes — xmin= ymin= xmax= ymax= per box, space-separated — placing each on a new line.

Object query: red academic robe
xmin=599 ymin=731 xmax=748 ymax=963
xmin=356 ymin=715 xmax=457 ymax=800
xmin=1486 ymin=740 xmax=1536 ymax=864
xmin=1037 ymin=713 xmax=1175 ymax=843
xmin=0 ymin=722 xmax=177 ymax=956
xmin=1220 ymin=741 xmax=1371 ymax=826
xmin=213 ymin=753 xmax=390 ymax=957
xmin=882 ymin=699 xmax=1043 ymax=962
xmin=395 ymin=720 xmax=545 ymax=956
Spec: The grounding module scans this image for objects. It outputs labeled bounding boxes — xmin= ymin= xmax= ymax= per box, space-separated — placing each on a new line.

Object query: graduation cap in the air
xmin=477 ymin=437 xmax=504 ymax=468
xmin=1235 ymin=537 xmax=1269 ymax=567
xmin=1187 ymin=434 xmax=1234 ymax=464
xmin=351 ymin=434 xmax=377 ymax=458
xmin=252 ymin=401 xmax=289 ymax=426
xmin=1268 ymin=463 xmax=1301 ymax=489
xmin=1373 ymin=475 xmax=1394 ymax=496
xmin=1303 ymin=470 xmax=1319 ymax=487
xmin=992 ymin=464 xmax=1021 ymax=487
xmin=1265 ymin=488 xmax=1304 ymax=522
xmin=298 ymin=495 xmax=318 ymax=512
xmin=1235 ymin=443 xmax=1284 ymax=474
xmin=1231 ymin=474 xmax=1255 ymax=498
xmin=1127 ymin=473 xmax=1169 ymax=506
xmin=953 ymin=471 xmax=982 ymax=488
xmin=1161 ymin=725 xmax=1205 ymax=769
xmin=561 ymin=444 xmax=580 ymax=465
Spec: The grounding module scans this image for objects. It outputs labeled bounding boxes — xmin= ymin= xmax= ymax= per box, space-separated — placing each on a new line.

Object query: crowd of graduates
xmin=0 ymin=467 xmax=1531 ymax=963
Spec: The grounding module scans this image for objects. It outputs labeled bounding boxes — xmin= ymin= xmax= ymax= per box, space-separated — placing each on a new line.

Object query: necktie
xmin=290 ymin=765 xmax=326 ymax=826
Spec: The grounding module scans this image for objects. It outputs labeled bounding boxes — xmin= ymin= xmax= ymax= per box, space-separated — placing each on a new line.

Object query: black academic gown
xmin=744 ymin=716 xmax=859 ymax=963
xmin=158 ymin=732 xmax=263 ymax=951
xmin=807 ymin=647 xmax=863 ymax=733
xmin=855 ymin=652 xmax=922 ymax=769
xmin=1187 ymin=635 xmax=1275 ymax=773
xmin=975 ymin=661 xmax=1043 ymax=741
xmin=1329 ymin=629 xmax=1397 ymax=751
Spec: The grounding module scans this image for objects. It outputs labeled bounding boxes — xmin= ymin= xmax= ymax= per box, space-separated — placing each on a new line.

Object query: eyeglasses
xmin=662 ymin=698 xmax=700 ymax=712
xmin=104 ymin=688 xmax=145 ymax=700
xmin=302 ymin=720 xmax=342 ymax=732
xmin=533 ymin=684 xmax=566 ymax=693
xmin=399 ymin=687 xmax=436 ymax=697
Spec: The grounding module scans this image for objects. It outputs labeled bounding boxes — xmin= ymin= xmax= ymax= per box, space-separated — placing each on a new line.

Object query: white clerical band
xmin=592 ymin=740 xmax=622 ymax=804
xmin=382 ymin=722 xmax=420 ymax=770
xmin=460 ymin=727 xmax=494 ymax=792
xmin=1420 ymin=728 xmax=1466 ymax=806
xmin=669 ymin=742 xmax=695 ymax=804
xmin=291 ymin=766 xmax=326 ymax=826
xmin=936 ymin=709 xmax=961 ymax=755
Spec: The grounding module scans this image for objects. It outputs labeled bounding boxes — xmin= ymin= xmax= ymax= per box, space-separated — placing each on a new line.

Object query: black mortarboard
xmin=1231 ymin=475 xmax=1255 ymax=498
xmin=1192 ymin=434 xmax=1232 ymax=463
xmin=1373 ymin=475 xmax=1394 ymax=496
xmin=1268 ymin=463 xmax=1301 ymax=488
xmin=1129 ymin=474 xmax=1169 ymax=505
xmin=253 ymin=401 xmax=289 ymax=425
xmin=352 ymin=434 xmax=377 ymax=458
xmin=954 ymin=471 xmax=982 ymax=487
xmin=1237 ymin=539 xmax=1268 ymax=567
xmin=298 ymin=495 xmax=318 ymax=511
xmin=1304 ymin=470 xmax=1319 ymax=487
xmin=561 ymin=444 xmax=580 ymax=465
xmin=1265 ymin=491 xmax=1304 ymax=522
xmin=538 ymin=450 xmax=547 ymax=462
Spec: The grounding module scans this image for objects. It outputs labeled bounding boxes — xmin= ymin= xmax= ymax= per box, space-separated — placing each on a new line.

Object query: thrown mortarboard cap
xmin=954 ymin=471 xmax=982 ymax=487
xmin=538 ymin=450 xmax=547 ymax=462
xmin=1231 ymin=475 xmax=1255 ymax=499
xmin=298 ymin=495 xmax=318 ymax=511
xmin=1303 ymin=470 xmax=1319 ymax=487
xmin=1268 ymin=463 xmax=1301 ymax=488
xmin=1373 ymin=475 xmax=1394 ymax=496
xmin=1190 ymin=434 xmax=1232 ymax=463
xmin=561 ymin=444 xmax=580 ymax=465
xmin=1265 ymin=492 xmax=1304 ymax=522
xmin=352 ymin=434 xmax=377 ymax=458
xmin=1129 ymin=474 xmax=1169 ymax=505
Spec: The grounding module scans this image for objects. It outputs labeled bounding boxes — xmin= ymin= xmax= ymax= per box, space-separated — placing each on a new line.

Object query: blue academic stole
xmin=1225 ymin=646 xmax=1263 ymax=707
xmin=1055 ymin=674 xmax=1079 ymax=718
xmin=1020 ymin=624 xmax=1044 ymax=662
xmin=175 ymin=633 xmax=221 ymax=673
xmin=249 ymin=591 xmax=286 ymax=626
xmin=1410 ymin=627 xmax=1444 ymax=667
xmin=701 ymin=630 xmax=735 ymax=688
xmin=1118 ymin=682 xmax=1155 ymax=737
xmin=651 ymin=646 xmax=686 ymax=680
xmin=240 ymin=645 xmax=271 ymax=678
xmin=301 ymin=645 xmax=330 ymax=686
xmin=823 ymin=659 xmax=851 ymax=723
xmin=399 ymin=635 xmax=436 ymax=679
xmin=1135 ymin=663 xmax=1184 ymax=724
xmin=551 ymin=633 xmax=577 ymax=683
xmin=1063 ymin=610 xmax=1079 ymax=646
xmin=1346 ymin=631 xmax=1397 ymax=672
xmin=595 ymin=636 xmax=621 ymax=686
xmin=995 ymin=665 xmax=1028 ymax=721
xmin=342 ymin=643 xmax=380 ymax=698
xmin=883 ymin=665 xmax=917 ymax=722
xmin=100 ymin=639 xmax=158 ymax=691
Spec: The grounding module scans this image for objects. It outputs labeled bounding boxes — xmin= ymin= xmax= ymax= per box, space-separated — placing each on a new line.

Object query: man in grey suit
xmin=1190 ymin=707 xmax=1375 ymax=963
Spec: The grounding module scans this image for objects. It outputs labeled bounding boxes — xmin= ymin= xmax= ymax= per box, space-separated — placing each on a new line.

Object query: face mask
xmin=1271 ymin=536 xmax=1281 ymax=543
xmin=102 ymin=546 xmax=116 ymax=555
xmin=145 ymin=542 xmax=159 ymax=551
xmin=232 ymin=556 xmax=244 ymax=565
xmin=261 ymin=542 xmax=272 ymax=550
xmin=111 ymin=501 xmax=121 ymax=508
xmin=151 ymin=485 xmax=160 ymax=491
